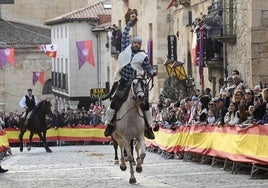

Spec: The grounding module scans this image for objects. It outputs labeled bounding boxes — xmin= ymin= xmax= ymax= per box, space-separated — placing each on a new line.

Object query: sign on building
xmin=167 ymin=35 xmax=177 ymax=61
xmin=90 ymin=88 xmax=106 ymax=98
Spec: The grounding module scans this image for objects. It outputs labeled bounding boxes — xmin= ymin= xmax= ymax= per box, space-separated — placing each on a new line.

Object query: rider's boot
xmin=143 ymin=110 xmax=155 ymax=140
xmin=104 ymin=107 xmax=116 ymax=137
xmin=0 ymin=166 xmax=8 ymax=173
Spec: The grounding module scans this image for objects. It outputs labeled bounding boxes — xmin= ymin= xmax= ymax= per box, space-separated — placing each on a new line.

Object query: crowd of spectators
xmin=152 ymin=70 xmax=268 ymax=130
xmin=0 ymin=70 xmax=268 ymax=131
xmin=50 ymin=101 xmax=106 ymax=129
xmin=0 ymin=101 xmax=107 ymax=130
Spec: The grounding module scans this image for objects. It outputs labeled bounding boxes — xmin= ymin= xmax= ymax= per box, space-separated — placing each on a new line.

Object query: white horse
xmin=112 ymin=74 xmax=148 ymax=184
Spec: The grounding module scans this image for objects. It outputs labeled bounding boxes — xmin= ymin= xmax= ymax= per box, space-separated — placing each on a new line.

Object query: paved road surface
xmin=1 ymin=145 xmax=268 ymax=188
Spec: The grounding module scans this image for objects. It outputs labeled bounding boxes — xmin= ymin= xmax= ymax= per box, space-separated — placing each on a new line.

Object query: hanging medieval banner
xmin=167 ymin=35 xmax=177 ymax=61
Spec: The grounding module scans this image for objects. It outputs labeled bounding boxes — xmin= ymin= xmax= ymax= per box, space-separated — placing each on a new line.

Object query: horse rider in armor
xmin=19 ymin=88 xmax=38 ymax=130
xmin=104 ymin=9 xmax=156 ymax=139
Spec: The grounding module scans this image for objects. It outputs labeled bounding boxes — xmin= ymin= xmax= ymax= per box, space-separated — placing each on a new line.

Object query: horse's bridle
xmin=131 ymin=75 xmax=148 ymax=101
xmin=115 ymin=75 xmax=147 ymax=121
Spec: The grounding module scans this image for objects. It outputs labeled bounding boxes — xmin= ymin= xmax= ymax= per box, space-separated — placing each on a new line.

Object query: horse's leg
xmin=43 ymin=131 xmax=52 ymax=153
xmin=136 ymin=137 xmax=146 ymax=173
xmin=119 ymin=145 xmax=127 ymax=171
xmin=123 ymin=139 xmax=135 ymax=163
xmin=113 ymin=139 xmax=119 ymax=164
xmin=122 ymin=139 xmax=136 ymax=184
xmin=135 ymin=141 xmax=140 ymax=162
xmin=19 ymin=129 xmax=26 ymax=152
xmin=37 ymin=132 xmax=52 ymax=153
xmin=27 ymin=132 xmax=34 ymax=151
xmin=130 ymin=139 xmax=136 ymax=165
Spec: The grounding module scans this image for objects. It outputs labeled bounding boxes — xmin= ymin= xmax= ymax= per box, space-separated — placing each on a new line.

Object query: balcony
xmin=204 ymin=0 xmax=236 ymax=44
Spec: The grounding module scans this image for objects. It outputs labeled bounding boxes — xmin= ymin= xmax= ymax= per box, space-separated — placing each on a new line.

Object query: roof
xmin=44 ymin=0 xmax=111 ymax=26
xmin=0 ymin=19 xmax=51 ymax=48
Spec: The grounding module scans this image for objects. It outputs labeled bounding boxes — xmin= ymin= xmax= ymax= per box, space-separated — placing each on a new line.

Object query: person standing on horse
xmin=104 ymin=9 xmax=156 ymax=139
xmin=19 ymin=88 xmax=38 ymax=130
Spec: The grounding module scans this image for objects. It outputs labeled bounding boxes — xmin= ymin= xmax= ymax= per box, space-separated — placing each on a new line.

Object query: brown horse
xmin=111 ymin=75 xmax=148 ymax=184
xmin=19 ymin=100 xmax=53 ymax=153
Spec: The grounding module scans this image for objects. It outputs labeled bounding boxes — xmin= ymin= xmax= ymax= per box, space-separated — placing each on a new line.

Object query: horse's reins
xmin=147 ymin=76 xmax=154 ymax=92
xmin=115 ymin=76 xmax=147 ymax=121
xmin=115 ymin=104 xmax=144 ymax=122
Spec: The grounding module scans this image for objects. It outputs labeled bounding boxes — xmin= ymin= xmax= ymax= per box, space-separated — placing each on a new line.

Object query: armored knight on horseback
xmin=19 ymin=88 xmax=38 ymax=131
xmin=104 ymin=9 xmax=156 ymax=139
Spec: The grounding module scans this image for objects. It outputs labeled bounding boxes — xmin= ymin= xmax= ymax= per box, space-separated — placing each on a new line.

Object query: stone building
xmin=110 ymin=0 xmax=268 ymax=99
xmin=44 ymin=0 xmax=112 ymax=110
xmin=0 ymin=0 xmax=103 ymax=112
xmin=0 ymin=20 xmax=51 ymax=113
xmin=169 ymin=0 xmax=268 ymax=95
xmin=110 ymin=0 xmax=172 ymax=102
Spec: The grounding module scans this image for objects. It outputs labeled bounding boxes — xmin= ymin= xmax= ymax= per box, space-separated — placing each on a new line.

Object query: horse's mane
xmin=32 ymin=100 xmax=50 ymax=115
xmin=36 ymin=100 xmax=46 ymax=109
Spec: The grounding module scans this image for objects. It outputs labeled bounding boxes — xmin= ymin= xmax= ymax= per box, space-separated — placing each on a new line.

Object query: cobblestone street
xmin=1 ymin=145 xmax=268 ymax=188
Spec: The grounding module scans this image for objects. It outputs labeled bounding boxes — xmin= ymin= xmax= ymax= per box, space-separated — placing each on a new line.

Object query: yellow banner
xmin=5 ymin=125 xmax=110 ymax=143
xmin=0 ymin=131 xmax=10 ymax=152
xmin=6 ymin=128 xmax=58 ymax=142
xmin=147 ymin=125 xmax=268 ymax=164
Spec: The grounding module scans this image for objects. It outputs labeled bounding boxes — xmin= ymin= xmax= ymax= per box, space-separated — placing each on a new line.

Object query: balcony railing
xmin=204 ymin=0 xmax=236 ymax=44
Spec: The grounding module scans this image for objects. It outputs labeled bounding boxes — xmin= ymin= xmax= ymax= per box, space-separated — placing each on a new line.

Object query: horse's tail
xmin=101 ymin=81 xmax=118 ymax=101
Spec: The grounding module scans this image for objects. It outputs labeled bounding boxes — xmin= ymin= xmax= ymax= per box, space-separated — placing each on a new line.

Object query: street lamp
xmin=163 ymin=59 xmax=187 ymax=80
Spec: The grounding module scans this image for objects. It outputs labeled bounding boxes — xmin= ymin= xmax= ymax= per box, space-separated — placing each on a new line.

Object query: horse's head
xmin=131 ymin=75 xmax=147 ymax=103
xmin=38 ymin=100 xmax=53 ymax=117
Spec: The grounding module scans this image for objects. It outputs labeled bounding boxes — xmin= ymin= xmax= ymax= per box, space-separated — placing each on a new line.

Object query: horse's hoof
xmin=46 ymin=149 xmax=52 ymax=153
xmin=136 ymin=166 xmax=143 ymax=173
xmin=27 ymin=147 xmax=31 ymax=151
xmin=19 ymin=148 xmax=23 ymax=152
xmin=132 ymin=160 xmax=136 ymax=166
xmin=114 ymin=160 xmax=119 ymax=165
xmin=129 ymin=177 xmax=136 ymax=184
xmin=120 ymin=165 xmax=127 ymax=171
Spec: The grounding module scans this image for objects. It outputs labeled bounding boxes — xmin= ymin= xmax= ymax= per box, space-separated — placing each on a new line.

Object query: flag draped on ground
xmin=39 ymin=44 xmax=57 ymax=58
xmin=0 ymin=48 xmax=15 ymax=68
xmin=33 ymin=72 xmax=45 ymax=85
xmin=76 ymin=40 xmax=95 ymax=69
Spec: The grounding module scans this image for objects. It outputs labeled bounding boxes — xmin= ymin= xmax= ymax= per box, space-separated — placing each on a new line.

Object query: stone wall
xmin=0 ymin=49 xmax=51 ymax=113
xmin=227 ymin=0 xmax=268 ymax=88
